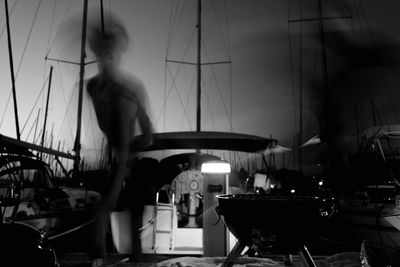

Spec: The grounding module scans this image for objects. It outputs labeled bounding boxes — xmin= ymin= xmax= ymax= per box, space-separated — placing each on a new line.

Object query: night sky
xmin=1 ymin=0 xmax=400 ymax=172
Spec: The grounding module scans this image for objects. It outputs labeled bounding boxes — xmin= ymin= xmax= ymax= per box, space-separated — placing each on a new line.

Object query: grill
xmin=216 ymin=194 xmax=323 ymax=267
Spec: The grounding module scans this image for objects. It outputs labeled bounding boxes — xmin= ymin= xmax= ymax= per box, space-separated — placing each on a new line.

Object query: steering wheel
xmin=170 ymin=169 xmax=203 ymax=216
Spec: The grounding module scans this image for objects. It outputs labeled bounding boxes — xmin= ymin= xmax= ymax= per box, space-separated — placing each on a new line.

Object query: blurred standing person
xmin=85 ymin=16 xmax=153 ymax=267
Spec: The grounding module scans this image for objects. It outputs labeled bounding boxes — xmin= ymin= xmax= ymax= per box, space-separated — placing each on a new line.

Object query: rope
xmin=45 ymin=0 xmax=74 ymax=57
xmin=139 ymin=209 xmax=169 ymax=232
xmin=45 ymin=0 xmax=57 ymax=56
xmin=165 ymin=0 xmax=179 ymax=57
xmin=202 ymin=45 xmax=231 ymax=128
xmin=166 ymin=64 xmax=194 ymax=130
xmin=201 ymin=1 xmax=232 ymax=130
xmin=20 ymin=73 xmax=50 ymax=136
xmin=161 ymin=0 xmax=214 ymax=131
xmin=166 ymin=0 xmax=187 ymax=57
xmin=0 ymin=0 xmax=18 ymax=40
xmin=54 ymin=62 xmax=74 ymax=144
xmin=156 ymin=28 xmax=197 ymax=129
xmin=0 ymin=93 xmax=12 ymax=130
xmin=221 ymin=0 xmax=233 ymax=132
xmin=16 ymin=0 xmax=43 ymax=139
xmin=16 ymin=0 xmax=43 ymax=80
xmin=202 ymin=75 xmax=217 ymax=130
xmin=163 ymin=0 xmax=183 ymax=131
xmin=47 ymin=218 xmax=95 ymax=240
xmin=55 ymin=71 xmax=81 ymax=144
xmin=211 ymin=0 xmax=230 ymax=57
xmin=178 ymin=67 xmax=197 ymax=130
xmin=24 ymin=111 xmax=40 ymax=143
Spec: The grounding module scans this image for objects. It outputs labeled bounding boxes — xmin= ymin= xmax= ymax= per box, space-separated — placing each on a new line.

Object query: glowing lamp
xmin=201 ymin=160 xmax=231 ymax=174
xmin=201 ymin=159 xmax=231 ymax=257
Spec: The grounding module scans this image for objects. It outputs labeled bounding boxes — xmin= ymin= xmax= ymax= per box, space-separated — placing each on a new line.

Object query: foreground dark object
xmin=0 ymin=222 xmax=58 ymax=266
xmin=217 ymin=194 xmax=323 ymax=267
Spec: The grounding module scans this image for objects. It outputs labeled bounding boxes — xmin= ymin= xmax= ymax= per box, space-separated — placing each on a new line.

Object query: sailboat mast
xmin=4 ymin=0 xmax=20 ymax=140
xmin=100 ymin=0 xmax=105 ymax=35
xmin=317 ymin=0 xmax=330 ymax=131
xmin=41 ymin=66 xmax=54 ymax=158
xmin=196 ymin=0 xmax=202 ymax=132
xmin=73 ymin=0 xmax=89 ymax=174
xmin=298 ymin=3 xmax=303 ymax=172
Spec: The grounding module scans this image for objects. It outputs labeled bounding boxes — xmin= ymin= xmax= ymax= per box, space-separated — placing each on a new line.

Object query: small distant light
xmin=290 ymin=189 xmax=295 ymax=193
xmin=270 ymin=184 xmax=275 ymax=189
xmin=318 ymin=181 xmax=324 ymax=186
xmin=201 ymin=161 xmax=231 ymax=174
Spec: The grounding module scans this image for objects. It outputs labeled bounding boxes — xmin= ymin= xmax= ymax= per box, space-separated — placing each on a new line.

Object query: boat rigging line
xmin=4 ymin=0 xmax=20 ymax=140
xmin=160 ymin=0 xmax=232 ymax=133
xmin=20 ymin=71 xmax=50 ymax=138
xmin=1 ymin=0 xmax=42 ymax=140
xmin=44 ymin=0 xmax=73 ymax=58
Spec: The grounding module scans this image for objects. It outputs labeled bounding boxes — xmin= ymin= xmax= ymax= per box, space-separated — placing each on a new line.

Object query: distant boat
xmin=0 ymin=0 xmax=105 ymax=256
xmin=112 ymin=131 xmax=277 ymax=256
xmin=0 ymin=133 xmax=101 ymax=253
xmin=285 ymin=0 xmax=400 ymax=253
xmin=331 ymin=125 xmax=400 ymax=249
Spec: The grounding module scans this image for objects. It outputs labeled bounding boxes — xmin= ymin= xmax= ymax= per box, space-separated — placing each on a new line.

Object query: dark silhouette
xmin=85 ymin=16 xmax=153 ymax=267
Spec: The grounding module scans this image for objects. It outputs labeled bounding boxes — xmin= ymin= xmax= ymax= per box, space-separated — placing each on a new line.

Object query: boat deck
xmin=57 ymin=253 xmax=175 ymax=267
xmin=56 ymin=252 xmax=356 ymax=267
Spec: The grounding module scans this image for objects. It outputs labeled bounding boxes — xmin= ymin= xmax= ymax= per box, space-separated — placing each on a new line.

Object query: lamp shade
xmin=201 ymin=160 xmax=231 ymax=174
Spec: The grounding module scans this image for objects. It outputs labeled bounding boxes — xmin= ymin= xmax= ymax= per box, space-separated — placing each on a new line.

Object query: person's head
xmin=88 ymin=16 xmax=129 ymax=71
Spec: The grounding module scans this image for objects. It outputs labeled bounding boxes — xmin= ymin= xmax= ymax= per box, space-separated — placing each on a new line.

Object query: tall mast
xmin=298 ymin=2 xmax=303 ymax=171
xmin=288 ymin=0 xmax=351 ymax=170
xmin=196 ymin=0 xmax=202 ymax=132
xmin=41 ymin=66 xmax=54 ymax=158
xmin=317 ymin=0 xmax=330 ymax=139
xmin=4 ymin=0 xmax=20 ymax=140
xmin=73 ymin=0 xmax=89 ymax=175
xmin=100 ymin=0 xmax=105 ymax=35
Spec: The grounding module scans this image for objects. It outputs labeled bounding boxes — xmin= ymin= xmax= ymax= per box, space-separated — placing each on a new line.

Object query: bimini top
xmin=136 ymin=131 xmax=277 ymax=153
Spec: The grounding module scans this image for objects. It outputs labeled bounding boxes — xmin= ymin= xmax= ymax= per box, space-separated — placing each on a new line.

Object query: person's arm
xmin=123 ymin=77 xmax=154 ymax=152
xmin=130 ymin=105 xmax=153 ymax=151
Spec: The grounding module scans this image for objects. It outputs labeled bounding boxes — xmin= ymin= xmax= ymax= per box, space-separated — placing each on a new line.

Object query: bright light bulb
xmin=201 ymin=161 xmax=231 ymax=174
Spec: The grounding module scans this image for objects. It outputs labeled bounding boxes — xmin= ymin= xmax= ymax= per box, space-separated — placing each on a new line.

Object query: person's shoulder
xmin=122 ymin=73 xmax=145 ymax=92
xmin=86 ymin=75 xmax=100 ymax=93
xmin=117 ymin=73 xmax=147 ymax=103
xmin=88 ymin=74 xmax=101 ymax=84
